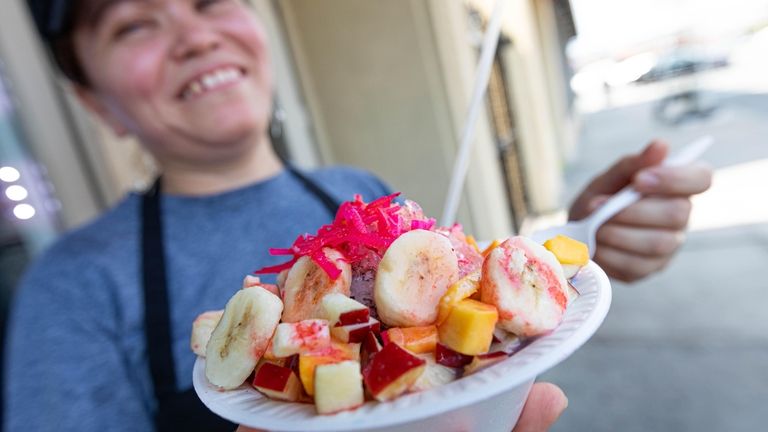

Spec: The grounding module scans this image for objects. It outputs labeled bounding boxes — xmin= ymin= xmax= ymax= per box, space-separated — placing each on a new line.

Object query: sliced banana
xmin=281 ymin=248 xmax=351 ymax=323
xmin=375 ymin=229 xmax=460 ymax=327
xmin=205 ymin=288 xmax=283 ymax=390
xmin=190 ymin=310 xmax=223 ymax=357
xmin=480 ymin=236 xmax=568 ymax=338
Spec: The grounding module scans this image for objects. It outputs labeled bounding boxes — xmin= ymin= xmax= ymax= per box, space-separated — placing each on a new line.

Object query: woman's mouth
xmin=179 ymin=66 xmax=246 ymax=100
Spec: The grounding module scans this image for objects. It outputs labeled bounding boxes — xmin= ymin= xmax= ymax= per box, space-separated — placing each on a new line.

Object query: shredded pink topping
xmin=255 ymin=193 xmax=437 ymax=280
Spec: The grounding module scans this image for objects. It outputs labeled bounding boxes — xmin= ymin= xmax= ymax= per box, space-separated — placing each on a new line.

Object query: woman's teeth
xmin=182 ymin=67 xmax=243 ymax=99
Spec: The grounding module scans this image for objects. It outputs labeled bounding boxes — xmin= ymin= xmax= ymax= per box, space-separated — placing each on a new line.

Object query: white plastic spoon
xmin=529 ymin=135 xmax=714 ymax=257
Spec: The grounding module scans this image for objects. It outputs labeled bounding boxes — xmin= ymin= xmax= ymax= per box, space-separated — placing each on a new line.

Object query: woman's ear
xmin=73 ymin=85 xmax=129 ymax=137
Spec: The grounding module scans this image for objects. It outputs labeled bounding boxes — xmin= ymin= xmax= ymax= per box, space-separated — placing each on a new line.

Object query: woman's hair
xmin=27 ymin=0 xmax=90 ymax=86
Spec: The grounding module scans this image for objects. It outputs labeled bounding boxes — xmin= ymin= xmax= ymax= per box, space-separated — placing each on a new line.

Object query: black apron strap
xmin=141 ymin=178 xmax=235 ymax=431
xmin=141 ymin=168 xmax=340 ymax=431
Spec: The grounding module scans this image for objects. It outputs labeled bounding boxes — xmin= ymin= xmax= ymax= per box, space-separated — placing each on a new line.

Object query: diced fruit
xmin=381 ymin=325 xmax=437 ymax=354
xmin=252 ymin=362 xmax=302 ymax=402
xmin=544 ymin=235 xmax=589 ymax=266
xmin=298 ymin=342 xmax=358 ymax=396
xmin=480 ymin=237 xmax=568 ymax=337
xmin=190 ymin=310 xmax=223 ymax=357
xmin=410 ymin=353 xmax=458 ymax=392
xmin=321 ymin=293 xmax=370 ymax=326
xmin=272 ymin=319 xmax=331 ymax=357
xmin=331 ymin=317 xmax=380 ymax=343
xmin=361 ymin=332 xmax=383 ymax=368
xmin=362 ymin=342 xmax=426 ymax=401
xmin=435 ymin=343 xmax=473 ymax=368
xmin=481 ymin=240 xmax=501 ymax=258
xmin=491 ymin=328 xmax=523 ymax=354
xmin=436 ymin=272 xmax=480 ymax=325
xmin=242 ymin=275 xmax=280 ymax=296
xmin=282 ymin=248 xmax=352 ymax=323
xmin=375 ymin=230 xmax=460 ymax=327
xmin=205 ymin=288 xmax=283 ymax=390
xmin=438 ymin=299 xmax=498 ymax=355
xmin=314 ymin=361 xmax=365 ymax=414
xmin=463 ymin=351 xmax=508 ymax=376
xmin=466 ymin=235 xmax=480 ymax=252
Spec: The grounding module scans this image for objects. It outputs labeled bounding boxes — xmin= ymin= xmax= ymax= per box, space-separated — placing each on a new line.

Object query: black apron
xmin=141 ymin=167 xmax=341 ymax=431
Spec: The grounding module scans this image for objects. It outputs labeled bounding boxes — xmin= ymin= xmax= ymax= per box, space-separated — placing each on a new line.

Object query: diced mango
xmin=437 ymin=299 xmax=498 ymax=356
xmin=298 ymin=342 xmax=357 ymax=396
xmin=480 ymin=240 xmax=501 ymax=258
xmin=465 ymin=235 xmax=481 ymax=252
xmin=436 ymin=272 xmax=480 ymax=325
xmin=381 ymin=325 xmax=437 ymax=353
xmin=543 ymin=235 xmax=589 ymax=266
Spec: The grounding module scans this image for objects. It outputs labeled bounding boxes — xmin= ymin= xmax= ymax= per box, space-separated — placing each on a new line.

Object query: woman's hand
xmin=235 ymin=382 xmax=568 ymax=432
xmin=569 ymin=140 xmax=713 ymax=282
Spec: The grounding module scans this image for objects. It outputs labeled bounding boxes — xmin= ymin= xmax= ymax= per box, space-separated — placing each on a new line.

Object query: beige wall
xmin=279 ymin=0 xmax=514 ymax=240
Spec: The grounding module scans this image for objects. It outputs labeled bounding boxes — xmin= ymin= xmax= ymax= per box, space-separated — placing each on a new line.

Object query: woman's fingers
xmin=593 ymin=244 xmax=671 ymax=282
xmin=512 ymin=382 xmax=568 ymax=432
xmin=633 ymin=161 xmax=713 ymax=195
xmin=596 ymin=224 xmax=685 ymax=258
xmin=598 ymin=197 xmax=692 ymax=230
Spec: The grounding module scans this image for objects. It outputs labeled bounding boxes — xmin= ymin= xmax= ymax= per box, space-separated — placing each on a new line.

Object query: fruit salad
xmin=191 ymin=194 xmax=589 ymax=415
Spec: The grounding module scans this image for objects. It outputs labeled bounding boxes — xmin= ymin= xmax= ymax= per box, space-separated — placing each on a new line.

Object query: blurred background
xmin=1 ymin=0 xmax=766 ymax=430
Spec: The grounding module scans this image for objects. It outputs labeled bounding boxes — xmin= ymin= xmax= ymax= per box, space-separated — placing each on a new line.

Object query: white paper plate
xmin=193 ymin=260 xmax=611 ymax=432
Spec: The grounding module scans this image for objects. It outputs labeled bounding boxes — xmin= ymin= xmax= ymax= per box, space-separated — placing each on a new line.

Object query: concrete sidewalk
xmin=540 ymin=90 xmax=768 ymax=432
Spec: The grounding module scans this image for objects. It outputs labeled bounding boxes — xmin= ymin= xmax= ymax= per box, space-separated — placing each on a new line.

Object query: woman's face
xmin=73 ymin=0 xmax=273 ymax=167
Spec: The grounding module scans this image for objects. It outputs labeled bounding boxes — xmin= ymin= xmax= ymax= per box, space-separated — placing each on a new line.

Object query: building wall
xmin=278 ymin=0 xmax=514 ymax=240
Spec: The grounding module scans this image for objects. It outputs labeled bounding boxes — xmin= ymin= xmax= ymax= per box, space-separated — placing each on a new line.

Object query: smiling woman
xmin=7 ymin=1 xmax=395 ymax=431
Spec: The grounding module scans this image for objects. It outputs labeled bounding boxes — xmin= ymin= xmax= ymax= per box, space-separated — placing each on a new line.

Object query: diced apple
xmin=463 ymin=351 xmax=508 ymax=375
xmin=491 ymin=327 xmax=523 ymax=355
xmin=410 ymin=353 xmax=458 ymax=392
xmin=242 ymin=275 xmax=281 ymax=297
xmin=362 ymin=342 xmax=426 ymax=401
xmin=438 ymin=299 xmax=498 ymax=355
xmin=331 ymin=317 xmax=380 ymax=343
xmin=381 ymin=325 xmax=437 ymax=354
xmin=272 ymin=319 xmax=330 ymax=358
xmin=314 ymin=360 xmax=365 ymax=414
xmin=321 ymin=293 xmax=370 ymax=326
xmin=361 ymin=332 xmax=382 ymax=368
xmin=252 ymin=362 xmax=302 ymax=402
xmin=298 ymin=342 xmax=358 ymax=396
xmin=435 ymin=343 xmax=473 ymax=368
xmin=436 ymin=272 xmax=480 ymax=325
xmin=190 ymin=310 xmax=223 ymax=357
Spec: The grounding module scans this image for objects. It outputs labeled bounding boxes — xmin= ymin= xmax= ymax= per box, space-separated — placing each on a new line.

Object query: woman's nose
xmin=170 ymin=11 xmax=221 ymax=61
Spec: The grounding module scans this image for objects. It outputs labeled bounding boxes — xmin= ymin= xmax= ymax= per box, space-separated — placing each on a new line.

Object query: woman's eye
xmin=113 ymin=20 xmax=153 ymax=39
xmin=196 ymin=0 xmax=231 ymax=11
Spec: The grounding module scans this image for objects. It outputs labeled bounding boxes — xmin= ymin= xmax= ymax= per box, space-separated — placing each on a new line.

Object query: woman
xmin=9 ymin=1 xmax=709 ymax=431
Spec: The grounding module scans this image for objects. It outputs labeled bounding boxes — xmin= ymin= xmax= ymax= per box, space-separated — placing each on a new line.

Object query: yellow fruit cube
xmin=437 ymin=299 xmax=498 ymax=355
xmin=543 ymin=235 xmax=589 ymax=266
xmin=436 ymin=272 xmax=480 ymax=325
xmin=298 ymin=342 xmax=357 ymax=396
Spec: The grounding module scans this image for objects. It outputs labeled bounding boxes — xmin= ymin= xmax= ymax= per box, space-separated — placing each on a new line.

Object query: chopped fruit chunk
xmin=242 ymin=275 xmax=281 ymax=296
xmin=272 ymin=319 xmax=331 ymax=357
xmin=381 ymin=325 xmax=437 ymax=354
xmin=438 ymin=299 xmax=498 ymax=355
xmin=298 ymin=342 xmax=358 ymax=396
xmin=361 ymin=332 xmax=383 ymax=368
xmin=463 ymin=351 xmax=508 ymax=375
xmin=314 ymin=361 xmax=365 ymax=414
xmin=321 ymin=293 xmax=370 ymax=326
xmin=331 ymin=317 xmax=380 ymax=343
xmin=436 ymin=271 xmax=480 ymax=325
xmin=362 ymin=342 xmax=426 ymax=401
xmin=190 ymin=310 xmax=223 ymax=357
xmin=252 ymin=362 xmax=302 ymax=402
xmin=411 ymin=353 xmax=458 ymax=392
xmin=435 ymin=343 xmax=473 ymax=368
xmin=543 ymin=235 xmax=589 ymax=266
xmin=481 ymin=240 xmax=501 ymax=258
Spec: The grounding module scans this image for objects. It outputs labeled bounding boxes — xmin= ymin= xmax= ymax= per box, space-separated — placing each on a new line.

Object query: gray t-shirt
xmin=4 ymin=166 xmax=390 ymax=432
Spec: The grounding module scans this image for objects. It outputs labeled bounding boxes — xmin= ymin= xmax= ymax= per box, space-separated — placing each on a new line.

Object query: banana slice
xmin=375 ymin=229 xmax=460 ymax=327
xmin=205 ymin=288 xmax=283 ymax=390
xmin=480 ymin=236 xmax=568 ymax=338
xmin=190 ymin=310 xmax=223 ymax=357
xmin=281 ymin=248 xmax=351 ymax=323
